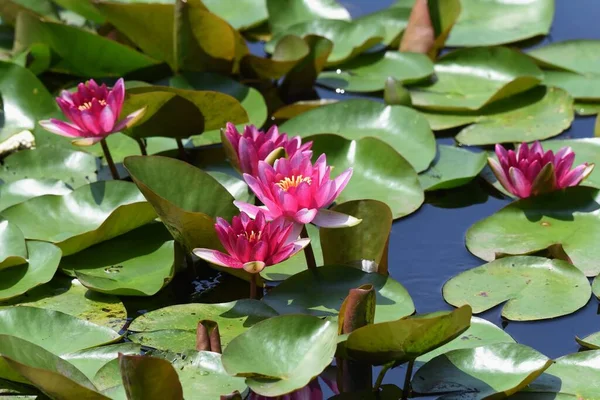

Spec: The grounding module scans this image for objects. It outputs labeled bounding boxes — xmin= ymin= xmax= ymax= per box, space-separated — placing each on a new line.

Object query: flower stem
xmin=135 ymin=138 xmax=148 ymax=156
xmin=100 ymin=139 xmax=120 ymax=180
xmin=250 ymin=273 xmax=257 ymax=299
xmin=401 ymin=360 xmax=414 ymax=400
xmin=176 ymin=138 xmax=188 ymax=162
xmin=300 ymin=225 xmax=317 ymax=270
xmin=373 ymin=362 xmax=393 ymax=392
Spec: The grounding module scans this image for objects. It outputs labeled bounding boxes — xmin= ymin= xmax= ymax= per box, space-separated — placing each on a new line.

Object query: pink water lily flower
xmin=193 ymin=211 xmax=309 ymax=274
xmin=39 ymin=78 xmax=145 ymax=146
xmin=223 ymin=123 xmax=313 ymax=176
xmin=235 ymin=151 xmax=361 ymax=228
xmin=489 ymin=141 xmax=595 ymax=199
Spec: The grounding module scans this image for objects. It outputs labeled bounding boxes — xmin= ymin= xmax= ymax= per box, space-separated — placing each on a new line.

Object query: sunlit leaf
xmin=0 ymin=179 xmax=72 ymax=212
xmin=266 ymin=0 xmax=350 ymax=34
xmin=419 ymin=145 xmax=487 ymax=191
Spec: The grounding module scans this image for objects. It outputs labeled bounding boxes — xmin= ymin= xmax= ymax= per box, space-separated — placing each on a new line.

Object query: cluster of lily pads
xmin=1 ymin=0 xmax=600 ymax=399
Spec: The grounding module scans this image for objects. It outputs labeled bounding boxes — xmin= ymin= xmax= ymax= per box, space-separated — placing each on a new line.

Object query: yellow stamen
xmin=78 ymin=101 xmax=93 ymax=111
xmin=276 ymin=175 xmax=312 ymax=191
xmin=239 ymin=230 xmax=262 ymax=242
xmin=99 ymin=99 xmax=107 ymax=106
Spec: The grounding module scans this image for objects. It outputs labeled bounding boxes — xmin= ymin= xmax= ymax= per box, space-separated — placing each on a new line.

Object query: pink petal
xmin=192 ymin=248 xmax=243 ymax=269
xmin=99 ymin=105 xmax=115 ymax=133
xmin=488 ymin=157 xmax=516 ymax=195
xmin=80 ymin=110 xmax=101 ymax=134
xmin=509 ymin=167 xmax=531 ymax=198
xmin=39 ymin=119 xmax=85 ymax=138
xmin=555 ymin=151 xmax=575 ymax=180
xmin=530 ymin=141 xmax=543 ymax=157
xmin=558 ymin=164 xmax=593 ymax=188
xmin=239 ymin=137 xmax=259 ymax=175
xmin=113 ymin=107 xmax=146 ymax=132
xmin=233 ymin=201 xmax=273 ymax=219
xmin=293 ymin=208 xmax=318 ymax=224
xmin=111 ymin=78 xmax=125 ymax=116
xmin=516 ymin=142 xmax=529 ymax=161
xmin=59 ymin=90 xmax=74 ymax=105
xmin=327 ymin=168 xmax=353 ymax=205
xmin=312 ymin=209 xmax=362 ymax=228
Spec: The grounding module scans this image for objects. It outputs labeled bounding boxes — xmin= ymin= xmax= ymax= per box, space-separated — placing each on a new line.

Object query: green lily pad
xmin=222 ymin=314 xmax=337 ymax=397
xmin=0 ymin=334 xmax=107 ymax=398
xmin=0 ymin=306 xmax=120 ymax=355
xmin=92 ymin=358 xmax=126 ymax=398
xmin=419 ymin=145 xmax=487 ymax=191
xmin=412 ymin=343 xmax=552 ymax=399
xmin=0 ymin=241 xmax=60 ymax=301
xmin=594 ymin=274 xmax=600 ymax=298
xmin=266 ymin=0 xmax=350 ymax=34
xmin=443 ymin=256 xmax=591 ymax=320
xmin=124 ymin=155 xmax=237 ymax=252
xmin=524 ymin=350 xmax=600 ymax=399
xmin=62 ymin=343 xmax=141 ymax=382
xmin=119 ymin=354 xmax=184 ymax=400
xmin=60 ymin=223 xmax=178 ymax=297
xmin=354 ymin=7 xmax=411 ymax=46
xmin=13 ymin=11 xmax=159 ymax=77
xmin=0 ymin=179 xmax=72 ymax=212
xmin=344 ymin=306 xmax=472 ymax=366
xmin=128 ymin=300 xmax=278 ymax=352
xmin=317 ymin=51 xmax=434 ymax=92
xmin=266 ymin=19 xmax=384 ymax=66
xmin=0 ymin=219 xmax=26 ymax=271
xmin=446 ymin=0 xmax=554 ymax=46
xmin=576 ymin=331 xmax=600 ymax=350
xmin=421 ymin=87 xmax=574 ymax=146
xmin=320 ymin=200 xmax=392 ymax=273
xmin=574 ymin=101 xmax=600 ymax=115
xmin=541 ymin=138 xmax=600 ymax=189
xmin=0 ymin=0 xmax=58 ymax=24
xmin=309 ymin=134 xmax=423 ymax=218
xmin=466 ymin=187 xmax=600 ymax=277
xmin=204 ymin=0 xmax=267 ymax=30
xmin=262 ymin=265 xmax=414 ymax=324
xmin=542 ymin=71 xmax=600 ymax=100
xmin=528 ymin=40 xmax=600 ymax=75
xmin=1 ymin=276 xmax=127 ymax=332
xmin=417 ymin=317 xmax=516 ymax=363
xmin=281 ymin=99 xmax=435 ymax=172
xmin=410 ymin=47 xmax=543 ymax=111
xmin=0 ymin=61 xmax=57 ymax=142
xmin=0 ymin=146 xmax=97 ymax=188
xmin=121 ymin=85 xmax=249 ymax=140
xmin=1 ymin=181 xmax=156 ymax=256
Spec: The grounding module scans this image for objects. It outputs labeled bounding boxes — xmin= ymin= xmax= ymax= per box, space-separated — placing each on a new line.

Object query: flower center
xmin=239 ymin=230 xmax=262 ymax=243
xmin=77 ymin=99 xmax=107 ymax=111
xmin=276 ymin=175 xmax=312 ymax=191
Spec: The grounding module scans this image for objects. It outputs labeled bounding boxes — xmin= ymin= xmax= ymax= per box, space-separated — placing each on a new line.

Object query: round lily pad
xmin=317 ymin=51 xmax=433 ymax=92
xmin=60 ymin=223 xmax=178 ymax=296
xmin=0 ymin=219 xmax=27 ymax=271
xmin=62 ymin=343 xmax=142 ymax=382
xmin=594 ymin=274 xmax=600 ymax=299
xmin=280 ymin=99 xmax=435 ymax=172
xmin=128 ymin=300 xmax=278 ymax=352
xmin=204 ymin=0 xmax=267 ymax=30
xmin=309 ymin=134 xmax=424 ymax=219
xmin=266 ymin=0 xmax=350 ymax=34
xmin=0 ymin=179 xmax=72 ymax=212
xmin=262 ymin=265 xmax=415 ymax=324
xmin=412 ymin=343 xmax=552 ymax=399
xmin=542 ymin=71 xmax=600 ymax=100
xmin=419 ymin=145 xmax=487 ymax=191
xmin=466 ymin=187 xmax=600 ymax=277
xmin=443 ymin=256 xmax=591 ymax=320
xmin=446 ymin=0 xmax=554 ymax=46
xmin=221 ymin=314 xmax=337 ymax=397
xmin=528 ymin=40 xmax=600 ymax=75
xmin=1 ymin=181 xmax=156 ymax=256
xmin=410 ymin=47 xmax=543 ymax=111
xmin=0 ymin=241 xmax=60 ymax=301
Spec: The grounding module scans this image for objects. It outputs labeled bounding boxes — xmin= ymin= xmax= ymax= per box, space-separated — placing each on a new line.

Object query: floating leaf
xmin=13 ymin=12 xmax=159 ymax=77
xmin=0 ymin=219 xmax=26 ymax=271
xmin=0 ymin=241 xmax=60 ymax=301
xmin=419 ymin=145 xmax=487 ymax=191
xmin=128 ymin=300 xmax=278 ymax=352
xmin=344 ymin=306 xmax=472 ymax=365
xmin=466 ymin=187 xmax=600 ymax=277
xmin=266 ymin=0 xmax=350 ymax=34
xmin=0 ymin=276 xmax=127 ymax=332
xmin=203 ymin=0 xmax=267 ymax=30
xmin=62 ymin=343 xmax=141 ymax=382
xmin=528 ymin=40 xmax=600 ymax=75
xmin=410 ymin=47 xmax=543 ymax=111
xmin=317 ymin=51 xmax=434 ymax=92
xmin=2 ymin=181 xmax=156 ymax=256
xmin=446 ymin=0 xmax=554 ymax=46
xmin=0 ymin=61 xmax=57 ymax=142
xmin=0 ymin=306 xmax=120 ymax=355
xmin=594 ymin=274 xmax=600 ymax=298
xmin=222 ymin=314 xmax=337 ymax=397
xmin=124 ymin=155 xmax=237 ymax=252
xmin=574 ymin=101 xmax=600 ymax=116
xmin=542 ymin=71 xmax=600 ymax=100
xmin=120 ymin=354 xmax=184 ymax=400
xmin=0 ymin=179 xmax=72 ymax=212
xmin=417 ymin=317 xmax=516 ymax=363
xmin=354 ymin=7 xmax=410 ymax=46
xmin=421 ymin=87 xmax=574 ymax=146
xmin=0 ymin=146 xmax=97 ymax=188
xmin=412 ymin=343 xmax=552 ymax=399
xmin=60 ymin=223 xmax=178 ymax=297
xmin=262 ymin=265 xmax=414 ymax=324
xmin=443 ymin=256 xmax=591 ymax=320
xmin=281 ymin=99 xmax=435 ymax=172
xmin=320 ymin=200 xmax=392 ymax=273
xmin=309 ymin=135 xmax=423 ymax=218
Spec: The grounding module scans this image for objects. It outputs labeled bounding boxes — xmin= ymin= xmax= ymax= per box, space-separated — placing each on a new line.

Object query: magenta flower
xmin=39 ymin=78 xmax=145 ymax=146
xmin=234 ymin=151 xmax=360 ymax=228
xmin=489 ymin=141 xmax=594 ymax=199
xmin=193 ymin=211 xmax=309 ymax=274
xmin=223 ymin=123 xmax=313 ymax=176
